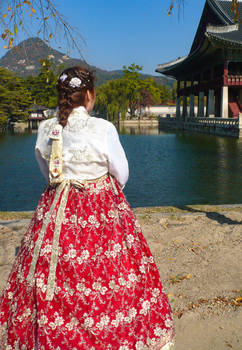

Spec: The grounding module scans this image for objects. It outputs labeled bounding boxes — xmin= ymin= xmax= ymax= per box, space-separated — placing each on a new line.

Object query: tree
xmin=123 ymin=64 xmax=166 ymax=118
xmin=136 ymin=78 xmax=161 ymax=118
xmin=24 ymin=58 xmax=64 ymax=107
xmin=95 ymin=63 xmax=172 ymax=121
xmin=0 ymin=67 xmax=32 ymax=126
xmin=122 ymin=64 xmax=144 ymax=117
xmin=0 ymin=58 xmax=64 ymax=131
xmin=95 ymin=79 xmax=129 ymax=122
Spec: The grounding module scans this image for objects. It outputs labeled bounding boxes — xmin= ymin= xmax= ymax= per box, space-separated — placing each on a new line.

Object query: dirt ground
xmin=0 ymin=205 xmax=241 ymax=350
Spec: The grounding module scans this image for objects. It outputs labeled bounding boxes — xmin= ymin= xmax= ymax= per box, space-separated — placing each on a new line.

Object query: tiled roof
xmin=156 ymin=1 xmax=242 ymax=78
xmin=215 ymin=0 xmax=242 ymax=22
xmin=189 ymin=0 xmax=241 ymax=54
xmin=206 ymin=1 xmax=242 ymax=45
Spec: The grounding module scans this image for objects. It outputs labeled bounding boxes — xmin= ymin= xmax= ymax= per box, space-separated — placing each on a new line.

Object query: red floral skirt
xmin=0 ymin=177 xmax=174 ymax=350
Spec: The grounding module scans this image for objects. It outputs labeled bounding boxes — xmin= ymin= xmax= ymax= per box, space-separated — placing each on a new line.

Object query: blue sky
xmin=0 ymin=0 xmax=206 ymax=75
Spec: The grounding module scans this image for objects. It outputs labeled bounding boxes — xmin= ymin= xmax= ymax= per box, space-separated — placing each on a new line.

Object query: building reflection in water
xmin=175 ymin=132 xmax=242 ymax=205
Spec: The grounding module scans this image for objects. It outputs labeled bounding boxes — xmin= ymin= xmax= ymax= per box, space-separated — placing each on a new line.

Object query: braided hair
xmin=57 ymin=66 xmax=95 ymax=127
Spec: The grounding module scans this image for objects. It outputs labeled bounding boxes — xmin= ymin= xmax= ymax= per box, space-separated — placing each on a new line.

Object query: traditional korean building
xmin=156 ymin=0 xmax=242 ymax=136
xmin=28 ymin=105 xmax=48 ymax=130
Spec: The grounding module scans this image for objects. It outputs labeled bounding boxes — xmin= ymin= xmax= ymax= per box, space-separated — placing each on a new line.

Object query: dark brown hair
xmin=57 ymin=66 xmax=95 ymax=127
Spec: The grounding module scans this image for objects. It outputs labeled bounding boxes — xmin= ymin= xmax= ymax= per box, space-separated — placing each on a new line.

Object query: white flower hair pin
xmin=69 ymin=77 xmax=82 ymax=88
xmin=59 ymin=74 xmax=68 ymax=82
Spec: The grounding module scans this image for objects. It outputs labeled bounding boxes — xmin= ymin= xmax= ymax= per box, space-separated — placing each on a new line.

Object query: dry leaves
xmin=173 ymin=292 xmax=242 ymax=319
xmin=169 ymin=273 xmax=191 ymax=284
xmin=159 ymin=218 xmax=169 ymax=229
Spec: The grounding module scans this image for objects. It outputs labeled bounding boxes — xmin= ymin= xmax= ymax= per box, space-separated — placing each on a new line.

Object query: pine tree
xmin=0 ymin=67 xmax=32 ymax=128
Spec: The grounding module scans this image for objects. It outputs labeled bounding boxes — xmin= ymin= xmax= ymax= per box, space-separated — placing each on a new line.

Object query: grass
xmin=1 ymin=204 xmax=242 ymax=221
xmin=0 ymin=211 xmax=33 ymax=220
xmin=134 ymin=204 xmax=242 ymax=215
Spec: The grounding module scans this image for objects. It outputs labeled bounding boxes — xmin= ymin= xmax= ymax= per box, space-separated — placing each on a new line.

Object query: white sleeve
xmin=35 ymin=123 xmax=49 ymax=182
xmin=107 ymin=123 xmax=129 ymax=188
xmin=35 ymin=148 xmax=49 ymax=182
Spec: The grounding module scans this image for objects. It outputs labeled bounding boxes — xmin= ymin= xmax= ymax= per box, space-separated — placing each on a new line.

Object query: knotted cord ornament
xmin=49 ymin=124 xmax=64 ymax=185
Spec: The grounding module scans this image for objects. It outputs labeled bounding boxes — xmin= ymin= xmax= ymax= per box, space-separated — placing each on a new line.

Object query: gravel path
xmin=0 ymin=205 xmax=242 ymax=350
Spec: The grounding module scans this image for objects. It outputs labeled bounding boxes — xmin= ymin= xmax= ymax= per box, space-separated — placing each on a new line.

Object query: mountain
xmin=0 ymin=37 xmax=174 ymax=87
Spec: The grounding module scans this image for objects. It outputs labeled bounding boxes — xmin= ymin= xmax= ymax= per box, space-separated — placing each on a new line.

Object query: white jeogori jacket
xmin=35 ymin=106 xmax=129 ymax=188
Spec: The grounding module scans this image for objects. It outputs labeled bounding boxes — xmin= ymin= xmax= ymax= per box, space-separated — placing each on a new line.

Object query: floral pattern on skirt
xmin=0 ymin=177 xmax=174 ymax=350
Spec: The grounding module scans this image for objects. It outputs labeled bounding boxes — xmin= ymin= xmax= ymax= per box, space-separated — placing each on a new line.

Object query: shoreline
xmin=0 ymin=119 xmax=159 ymax=135
xmin=119 ymin=119 xmax=158 ymax=125
xmin=1 ymin=203 xmax=242 ymax=220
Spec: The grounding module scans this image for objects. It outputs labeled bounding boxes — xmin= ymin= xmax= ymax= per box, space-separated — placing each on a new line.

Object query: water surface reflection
xmin=118 ymin=124 xmax=159 ymax=135
xmin=0 ymin=129 xmax=241 ymax=210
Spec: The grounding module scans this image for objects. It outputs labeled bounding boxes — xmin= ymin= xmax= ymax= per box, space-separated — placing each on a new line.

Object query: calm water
xmin=0 ymin=128 xmax=242 ymax=211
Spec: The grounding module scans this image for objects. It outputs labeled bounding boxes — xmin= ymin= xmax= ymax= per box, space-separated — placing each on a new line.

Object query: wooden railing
xmin=158 ymin=116 xmax=242 ymax=137
xmin=227 ymin=75 xmax=242 ymax=86
xmin=159 ymin=116 xmax=241 ymax=129
xmin=186 ymin=117 xmax=239 ymax=127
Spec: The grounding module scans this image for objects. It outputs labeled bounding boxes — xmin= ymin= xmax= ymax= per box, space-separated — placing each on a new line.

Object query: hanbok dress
xmin=0 ymin=106 xmax=175 ymax=350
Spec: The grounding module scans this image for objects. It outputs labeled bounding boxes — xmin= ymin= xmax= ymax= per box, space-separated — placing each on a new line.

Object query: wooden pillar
xmin=205 ymin=91 xmax=208 ymax=117
xmin=239 ymin=88 xmax=242 ymax=106
xmin=182 ymin=81 xmax=187 ymax=119
xmin=223 ymin=61 xmax=228 ymax=86
xmin=198 ymin=92 xmax=205 ymax=118
xmin=189 ymin=79 xmax=195 ymax=118
xmin=221 ymin=61 xmax=229 ymax=118
xmin=176 ymin=80 xmax=181 ymax=118
xmin=176 ymin=96 xmax=181 ymax=118
xmin=239 ymin=114 xmax=242 ymax=130
xmin=182 ymin=95 xmax=188 ymax=119
xmin=189 ymin=94 xmax=195 ymax=117
xmin=177 ymin=80 xmax=181 ymax=92
xmin=206 ymin=89 xmax=215 ymax=118
xmin=195 ymin=94 xmax=198 ymax=117
xmin=215 ymin=89 xmax=221 ymax=118
xmin=221 ymin=86 xmax=229 ymax=118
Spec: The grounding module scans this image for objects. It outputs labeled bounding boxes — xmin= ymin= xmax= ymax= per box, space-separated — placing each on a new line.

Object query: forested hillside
xmin=0 ymin=37 xmax=174 ymax=87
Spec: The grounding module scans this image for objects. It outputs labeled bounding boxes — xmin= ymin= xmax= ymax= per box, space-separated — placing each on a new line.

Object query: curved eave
xmin=156 ymin=56 xmax=188 ymax=72
xmin=205 ymin=31 xmax=242 ymax=48
xmin=155 ymin=39 xmax=210 ymax=79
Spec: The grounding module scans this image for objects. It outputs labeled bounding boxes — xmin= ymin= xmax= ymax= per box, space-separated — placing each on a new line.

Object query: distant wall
xmin=144 ymin=106 xmax=199 ymax=117
xmin=140 ymin=105 xmax=176 ymax=116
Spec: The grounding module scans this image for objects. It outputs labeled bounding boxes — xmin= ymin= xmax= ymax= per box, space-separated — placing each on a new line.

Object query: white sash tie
xmin=27 ymin=177 xmax=107 ymax=300
xmin=27 ymin=123 xmax=117 ymax=300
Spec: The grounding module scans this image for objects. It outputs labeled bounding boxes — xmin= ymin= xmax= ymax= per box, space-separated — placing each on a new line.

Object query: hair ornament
xmin=59 ymin=74 xmax=68 ymax=82
xmin=69 ymin=77 xmax=82 ymax=88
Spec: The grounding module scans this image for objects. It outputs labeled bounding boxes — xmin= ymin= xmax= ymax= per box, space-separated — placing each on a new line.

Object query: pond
xmin=0 ymin=127 xmax=242 ymax=210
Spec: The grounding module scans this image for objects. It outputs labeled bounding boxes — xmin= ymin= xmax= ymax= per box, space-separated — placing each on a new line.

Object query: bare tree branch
xmin=167 ymin=0 xmax=184 ymax=17
xmin=167 ymin=0 xmax=239 ymax=20
xmin=0 ymin=0 xmax=240 ymax=57
xmin=0 ymin=0 xmax=85 ymax=57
